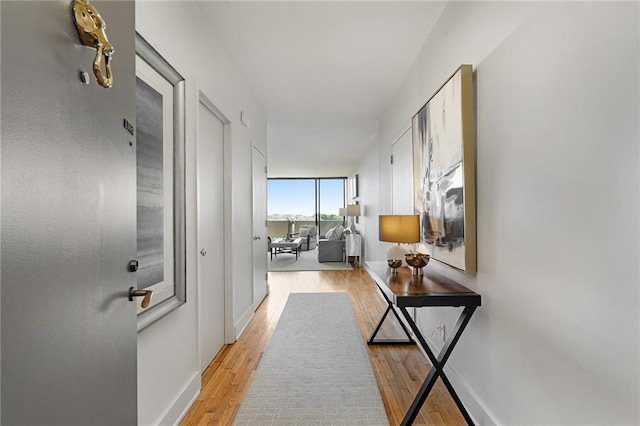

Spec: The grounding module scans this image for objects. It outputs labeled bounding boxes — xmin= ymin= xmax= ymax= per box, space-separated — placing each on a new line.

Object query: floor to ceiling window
xmin=267 ymin=178 xmax=345 ymax=239
xmin=318 ymin=178 xmax=345 ymax=236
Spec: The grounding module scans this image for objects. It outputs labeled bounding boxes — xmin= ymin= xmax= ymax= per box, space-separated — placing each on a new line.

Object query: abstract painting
xmin=412 ymin=65 xmax=476 ymax=273
xmin=136 ymin=77 xmax=165 ymax=290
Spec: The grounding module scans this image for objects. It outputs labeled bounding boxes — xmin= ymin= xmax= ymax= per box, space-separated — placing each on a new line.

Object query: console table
xmin=364 ymin=261 xmax=481 ymax=425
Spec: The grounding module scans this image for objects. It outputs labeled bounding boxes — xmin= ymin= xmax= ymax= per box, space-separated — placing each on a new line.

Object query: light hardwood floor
xmin=181 ymin=268 xmax=466 ymax=425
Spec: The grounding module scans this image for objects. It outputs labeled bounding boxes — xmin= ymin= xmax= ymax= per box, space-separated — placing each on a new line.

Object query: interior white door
xmin=392 ymin=128 xmax=414 ymax=214
xmin=197 ymin=99 xmax=226 ymax=372
xmin=252 ymin=147 xmax=269 ymax=306
xmin=1 ymin=1 xmax=138 ymax=423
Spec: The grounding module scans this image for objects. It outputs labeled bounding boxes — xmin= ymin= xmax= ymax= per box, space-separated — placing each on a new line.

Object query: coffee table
xmin=271 ymin=238 xmax=303 ymax=260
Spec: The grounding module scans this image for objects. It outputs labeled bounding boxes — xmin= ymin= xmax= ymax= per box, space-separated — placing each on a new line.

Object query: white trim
xmin=223 ymin=127 xmax=236 ymax=344
xmin=234 ymin=305 xmax=255 ymax=340
xmin=253 ymin=144 xmax=266 ymax=158
xmin=251 ymin=146 xmax=269 ymax=308
xmin=419 ymin=334 xmax=500 ymax=426
xmin=157 ymin=371 xmax=201 ymax=426
xmin=391 ymin=125 xmax=411 ymax=149
xmin=385 ymin=304 xmax=497 ymax=424
xmin=223 ymin=115 xmax=234 ymax=345
xmin=390 ymin=122 xmax=412 ymax=149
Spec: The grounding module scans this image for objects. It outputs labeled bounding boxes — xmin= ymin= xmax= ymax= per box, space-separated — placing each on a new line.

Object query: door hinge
xmin=390 ymin=155 xmax=394 ymax=165
xmin=265 ymin=272 xmax=268 ymax=281
xmin=264 ymin=166 xmax=268 ymax=174
xmin=265 ymin=220 xmax=268 ymax=227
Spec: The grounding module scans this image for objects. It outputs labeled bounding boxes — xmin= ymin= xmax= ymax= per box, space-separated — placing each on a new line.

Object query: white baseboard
xmin=158 ymin=372 xmax=201 ymax=426
xmin=420 ymin=335 xmax=499 ymax=425
xmin=234 ymin=305 xmax=255 ymax=340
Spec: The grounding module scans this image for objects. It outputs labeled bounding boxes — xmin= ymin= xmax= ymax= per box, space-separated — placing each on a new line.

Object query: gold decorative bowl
xmin=405 ymin=252 xmax=430 ymax=275
xmin=387 ymin=259 xmax=403 ymax=273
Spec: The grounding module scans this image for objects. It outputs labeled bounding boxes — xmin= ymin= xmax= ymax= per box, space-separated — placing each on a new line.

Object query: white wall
xmin=359 ymin=1 xmax=640 ymax=424
xmin=355 ymin=138 xmax=382 ymax=263
xmin=268 ymin=124 xmax=378 ymax=178
xmin=136 ymin=2 xmax=266 ymax=424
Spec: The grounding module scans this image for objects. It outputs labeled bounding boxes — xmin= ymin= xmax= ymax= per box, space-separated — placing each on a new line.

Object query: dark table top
xmin=364 ymin=261 xmax=481 ymax=308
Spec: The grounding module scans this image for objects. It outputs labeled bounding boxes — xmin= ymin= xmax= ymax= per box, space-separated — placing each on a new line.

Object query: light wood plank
xmin=180 ymin=268 xmax=467 ymax=425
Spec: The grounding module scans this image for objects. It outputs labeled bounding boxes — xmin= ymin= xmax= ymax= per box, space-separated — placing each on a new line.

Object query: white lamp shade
xmin=338 ymin=207 xmax=347 ymax=216
xmin=346 ymin=204 xmax=361 ymax=217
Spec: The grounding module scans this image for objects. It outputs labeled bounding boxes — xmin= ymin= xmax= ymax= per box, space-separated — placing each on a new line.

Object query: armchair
xmin=297 ymin=225 xmax=318 ymax=251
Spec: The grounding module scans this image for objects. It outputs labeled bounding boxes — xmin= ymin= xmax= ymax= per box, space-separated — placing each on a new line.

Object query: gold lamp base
xmin=405 ymin=252 xmax=430 ymax=276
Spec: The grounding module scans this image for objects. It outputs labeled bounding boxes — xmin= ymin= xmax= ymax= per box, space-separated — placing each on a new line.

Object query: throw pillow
xmin=332 ymin=225 xmax=345 ymax=240
xmin=326 ymin=226 xmax=344 ymax=240
xmin=325 ymin=226 xmax=337 ymax=240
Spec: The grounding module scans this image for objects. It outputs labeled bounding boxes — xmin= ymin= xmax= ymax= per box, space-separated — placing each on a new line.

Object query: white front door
xmin=252 ymin=147 xmax=268 ymax=307
xmin=197 ymin=97 xmax=226 ymax=372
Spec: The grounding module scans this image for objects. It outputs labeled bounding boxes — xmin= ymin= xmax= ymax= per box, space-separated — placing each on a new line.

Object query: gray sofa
xmin=317 ymin=225 xmax=347 ymax=262
xmin=318 ymin=239 xmax=345 ymax=262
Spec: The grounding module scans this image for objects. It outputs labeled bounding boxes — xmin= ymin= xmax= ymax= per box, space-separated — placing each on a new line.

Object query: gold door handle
xmin=72 ymin=0 xmax=114 ymax=88
xmin=129 ymin=287 xmax=152 ymax=309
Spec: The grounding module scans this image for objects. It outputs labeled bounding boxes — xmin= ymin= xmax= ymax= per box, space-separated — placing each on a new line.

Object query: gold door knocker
xmin=72 ymin=0 xmax=114 ymax=88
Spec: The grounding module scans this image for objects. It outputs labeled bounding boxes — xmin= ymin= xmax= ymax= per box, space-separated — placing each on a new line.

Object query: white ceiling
xmin=198 ymin=1 xmax=446 ymax=177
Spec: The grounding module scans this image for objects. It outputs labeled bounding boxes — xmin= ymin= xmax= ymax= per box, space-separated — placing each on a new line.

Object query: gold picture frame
xmin=412 ymin=64 xmax=476 ymax=273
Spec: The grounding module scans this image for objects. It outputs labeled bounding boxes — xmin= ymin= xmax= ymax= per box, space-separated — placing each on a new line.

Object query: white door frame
xmin=195 ymin=90 xmax=235 ymax=375
xmin=251 ymin=145 xmax=269 ymax=308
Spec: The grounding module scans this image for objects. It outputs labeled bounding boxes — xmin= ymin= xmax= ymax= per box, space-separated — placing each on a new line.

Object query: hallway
xmin=182 ymin=269 xmax=465 ymax=425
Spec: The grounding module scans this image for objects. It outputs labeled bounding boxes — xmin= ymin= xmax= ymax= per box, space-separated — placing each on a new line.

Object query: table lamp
xmin=346 ymin=204 xmax=360 ymax=230
xmin=346 ymin=204 xmax=361 ymax=217
xmin=379 ymin=215 xmax=418 ymax=271
xmin=338 ymin=207 xmax=347 ymax=226
xmin=379 ymin=214 xmax=429 ymax=275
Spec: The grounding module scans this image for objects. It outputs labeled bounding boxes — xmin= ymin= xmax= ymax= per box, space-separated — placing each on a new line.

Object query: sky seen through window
xmin=268 ymin=179 xmax=344 ymax=219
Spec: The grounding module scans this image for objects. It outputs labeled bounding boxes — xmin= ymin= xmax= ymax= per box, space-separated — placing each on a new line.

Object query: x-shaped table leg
xmin=367 ymin=286 xmax=415 ymax=345
xmin=398 ymin=305 xmax=477 ymax=425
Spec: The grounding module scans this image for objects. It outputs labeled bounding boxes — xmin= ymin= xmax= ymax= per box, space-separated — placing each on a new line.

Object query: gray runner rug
xmin=234 ymin=293 xmax=389 ymax=425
